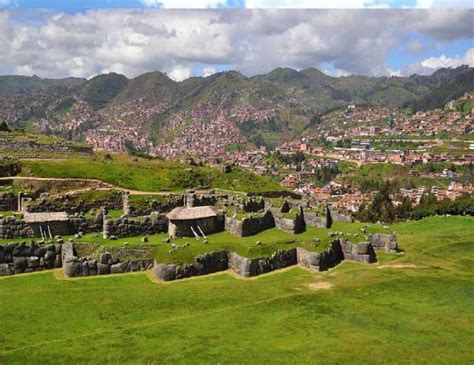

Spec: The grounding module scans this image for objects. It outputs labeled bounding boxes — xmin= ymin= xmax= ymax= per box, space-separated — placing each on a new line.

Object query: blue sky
xmin=0 ymin=7 xmax=472 ymax=80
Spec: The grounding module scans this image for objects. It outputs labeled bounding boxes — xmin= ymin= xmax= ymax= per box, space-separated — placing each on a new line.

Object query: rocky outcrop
xmin=154 ymin=251 xmax=229 ymax=281
xmin=225 ymin=210 xmax=275 ymax=237
xmin=0 ymin=216 xmax=34 ymax=239
xmin=0 ymin=241 xmax=62 ymax=276
xmin=366 ymin=233 xmax=398 ymax=252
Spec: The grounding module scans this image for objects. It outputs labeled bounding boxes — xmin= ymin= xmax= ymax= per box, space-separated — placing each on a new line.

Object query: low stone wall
xmin=304 ymin=213 xmax=328 ymax=228
xmin=225 ymin=210 xmax=275 ymax=237
xmin=274 ymin=209 xmax=306 ymax=234
xmin=296 ymin=242 xmax=344 ymax=272
xmin=366 ymin=233 xmax=398 ymax=252
xmin=339 ymin=239 xmax=377 ymax=264
xmin=62 ymin=242 xmax=154 ymax=277
xmin=228 ymin=249 xmax=297 ymax=277
xmin=0 ymin=159 xmax=21 ymax=177
xmin=70 ymin=215 xmax=103 ymax=234
xmin=0 ymin=192 xmax=17 ymax=211
xmin=103 ymin=215 xmax=168 ymax=238
xmin=155 ymin=239 xmax=381 ymax=281
xmin=0 ymin=241 xmax=62 ymax=276
xmin=329 ymin=208 xmax=353 ymax=223
xmin=0 ymin=216 xmax=34 ymax=239
xmin=154 ymin=251 xmax=229 ymax=281
xmin=27 ymin=192 xmax=123 ymax=214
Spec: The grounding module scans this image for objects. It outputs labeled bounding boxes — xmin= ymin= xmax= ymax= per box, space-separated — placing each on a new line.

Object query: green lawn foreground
xmin=1 ymin=216 xmax=473 ymax=364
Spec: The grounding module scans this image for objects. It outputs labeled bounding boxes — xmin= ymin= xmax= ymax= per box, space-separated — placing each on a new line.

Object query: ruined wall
xmin=228 ymin=249 xmax=297 ymax=277
xmin=0 ymin=216 xmax=34 ymax=239
xmin=274 ymin=210 xmax=306 ymax=234
xmin=103 ymin=215 xmax=168 ymax=238
xmin=296 ymin=242 xmax=345 ymax=272
xmin=62 ymin=242 xmax=154 ymax=277
xmin=304 ymin=213 xmax=328 ymax=228
xmin=69 ymin=215 xmax=103 ymax=234
xmin=154 ymin=251 xmax=229 ymax=281
xmin=339 ymin=239 xmax=377 ymax=264
xmin=0 ymin=241 xmax=62 ymax=276
xmin=329 ymin=208 xmax=353 ymax=223
xmin=0 ymin=159 xmax=21 ymax=177
xmin=225 ymin=210 xmax=275 ymax=237
xmin=27 ymin=192 xmax=123 ymax=214
xmin=0 ymin=192 xmax=17 ymax=211
xmin=168 ymin=216 xmax=223 ymax=238
xmin=366 ymin=233 xmax=398 ymax=253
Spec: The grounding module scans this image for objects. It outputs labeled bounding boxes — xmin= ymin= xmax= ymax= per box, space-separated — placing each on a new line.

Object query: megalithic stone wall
xmin=154 ymin=239 xmax=382 ymax=282
xmin=366 ymin=233 xmax=398 ymax=252
xmin=0 ymin=241 xmax=62 ymax=276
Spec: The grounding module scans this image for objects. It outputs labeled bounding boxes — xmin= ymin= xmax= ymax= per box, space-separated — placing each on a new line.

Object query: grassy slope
xmin=19 ymin=154 xmax=283 ymax=193
xmin=1 ymin=216 xmax=473 ymax=364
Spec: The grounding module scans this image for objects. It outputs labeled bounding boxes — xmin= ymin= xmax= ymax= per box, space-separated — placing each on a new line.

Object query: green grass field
xmin=1 ymin=216 xmax=473 ymax=364
xmin=19 ymin=153 xmax=284 ymax=193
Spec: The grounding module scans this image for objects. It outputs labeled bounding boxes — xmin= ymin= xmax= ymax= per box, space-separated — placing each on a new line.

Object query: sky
xmin=0 ymin=1 xmax=472 ymax=80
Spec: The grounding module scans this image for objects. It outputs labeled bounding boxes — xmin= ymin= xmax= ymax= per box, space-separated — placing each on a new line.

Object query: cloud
xmin=140 ymin=0 xmax=231 ymax=8
xmin=400 ymin=47 xmax=474 ymax=75
xmin=168 ymin=64 xmax=192 ymax=81
xmin=0 ymin=9 xmax=472 ymax=79
xmin=203 ymin=67 xmax=216 ymax=77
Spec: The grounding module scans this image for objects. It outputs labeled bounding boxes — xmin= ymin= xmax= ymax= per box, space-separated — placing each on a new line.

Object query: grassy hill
xmin=0 ymin=75 xmax=85 ymax=96
xmin=19 ymin=153 xmax=284 ymax=193
xmin=1 ymin=216 xmax=473 ymax=363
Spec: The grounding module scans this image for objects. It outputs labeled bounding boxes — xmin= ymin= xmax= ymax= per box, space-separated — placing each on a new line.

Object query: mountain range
xmin=0 ymin=65 xmax=472 ymax=151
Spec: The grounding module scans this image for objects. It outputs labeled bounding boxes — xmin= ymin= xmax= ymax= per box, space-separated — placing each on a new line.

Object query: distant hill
xmin=0 ymin=75 xmax=85 ymax=96
xmin=403 ymin=67 xmax=474 ymax=111
xmin=0 ymin=66 xmax=472 ymax=151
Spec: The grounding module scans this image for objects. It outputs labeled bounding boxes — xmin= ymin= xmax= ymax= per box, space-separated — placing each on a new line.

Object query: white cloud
xmin=168 ymin=65 xmax=192 ymax=81
xmin=400 ymin=47 xmax=474 ymax=75
xmin=140 ymin=0 xmax=228 ymax=8
xmin=203 ymin=67 xmax=216 ymax=77
xmin=0 ymin=9 xmax=472 ymax=79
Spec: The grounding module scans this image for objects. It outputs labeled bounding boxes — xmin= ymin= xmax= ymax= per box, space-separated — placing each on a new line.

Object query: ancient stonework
xmin=0 ymin=192 xmax=17 ymax=211
xmin=227 ymin=249 xmax=297 ymax=277
xmin=225 ymin=210 xmax=275 ymax=237
xmin=154 ymin=239 xmax=383 ymax=281
xmin=62 ymin=241 xmax=154 ymax=278
xmin=154 ymin=251 xmax=229 ymax=281
xmin=366 ymin=233 xmax=398 ymax=252
xmin=0 ymin=216 xmax=34 ymax=239
xmin=103 ymin=215 xmax=168 ymax=238
xmin=274 ymin=208 xmax=306 ymax=234
xmin=0 ymin=241 xmax=62 ymax=276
